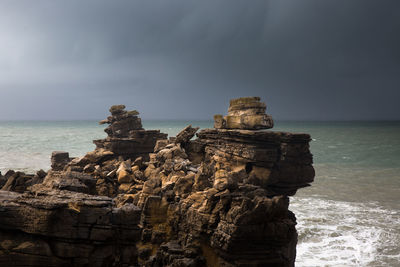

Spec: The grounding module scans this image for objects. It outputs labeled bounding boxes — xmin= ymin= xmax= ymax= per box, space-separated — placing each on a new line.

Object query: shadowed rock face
xmin=0 ymin=190 xmax=141 ymax=267
xmin=0 ymin=97 xmax=314 ymax=266
xmin=0 ymin=169 xmax=46 ymax=193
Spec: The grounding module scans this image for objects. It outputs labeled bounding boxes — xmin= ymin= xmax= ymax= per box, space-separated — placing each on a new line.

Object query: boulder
xmin=109 ymin=104 xmax=126 ymax=115
xmin=83 ymin=149 xmax=114 ymax=164
xmin=1 ymin=171 xmax=34 ymax=193
xmin=51 ymin=151 xmax=70 ymax=171
xmin=175 ymin=124 xmax=199 ymax=145
xmin=214 ymin=96 xmax=274 ymax=130
xmin=117 ymin=161 xmax=133 ymax=184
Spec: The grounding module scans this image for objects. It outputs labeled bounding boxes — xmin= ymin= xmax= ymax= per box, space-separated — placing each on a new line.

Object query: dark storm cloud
xmin=0 ymin=0 xmax=399 ymax=120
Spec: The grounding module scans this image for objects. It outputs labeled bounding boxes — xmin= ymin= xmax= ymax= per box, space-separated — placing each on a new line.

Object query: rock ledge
xmin=0 ymin=97 xmax=314 ymax=267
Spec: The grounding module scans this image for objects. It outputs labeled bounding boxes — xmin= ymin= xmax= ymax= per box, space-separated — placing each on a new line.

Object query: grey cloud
xmin=0 ymin=0 xmax=399 ymax=120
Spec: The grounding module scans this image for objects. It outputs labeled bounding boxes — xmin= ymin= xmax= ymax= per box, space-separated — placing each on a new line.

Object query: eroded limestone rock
xmin=51 ymin=151 xmax=71 ymax=171
xmin=1 ymin=169 xmax=47 ymax=193
xmin=0 ymin=189 xmax=140 ymax=267
xmin=0 ymin=98 xmax=314 ymax=266
xmin=214 ymin=96 xmax=274 ymax=130
xmin=93 ymin=105 xmax=167 ymax=160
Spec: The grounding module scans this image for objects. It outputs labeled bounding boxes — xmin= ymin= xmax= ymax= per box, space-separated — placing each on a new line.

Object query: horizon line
xmin=1 ymin=118 xmax=400 ymax=123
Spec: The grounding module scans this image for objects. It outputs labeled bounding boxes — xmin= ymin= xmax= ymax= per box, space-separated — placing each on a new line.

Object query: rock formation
xmin=93 ymin=105 xmax=167 ymax=160
xmin=1 ymin=169 xmax=46 ymax=193
xmin=0 ymin=97 xmax=314 ymax=266
xmin=214 ymin=96 xmax=274 ymax=130
xmin=0 ymin=190 xmax=140 ymax=267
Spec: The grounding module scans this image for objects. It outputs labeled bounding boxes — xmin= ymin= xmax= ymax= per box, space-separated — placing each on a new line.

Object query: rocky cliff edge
xmin=0 ymin=97 xmax=314 ymax=267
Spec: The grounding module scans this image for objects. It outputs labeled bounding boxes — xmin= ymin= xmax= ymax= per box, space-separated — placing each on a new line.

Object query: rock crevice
xmin=0 ymin=97 xmax=314 ymax=266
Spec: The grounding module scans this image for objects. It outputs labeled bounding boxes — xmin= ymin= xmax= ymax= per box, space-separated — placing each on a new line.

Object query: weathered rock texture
xmin=214 ymin=97 xmax=274 ymax=130
xmin=0 ymin=190 xmax=140 ymax=267
xmin=1 ymin=169 xmax=46 ymax=193
xmin=0 ymin=98 xmax=314 ymax=266
xmin=94 ymin=105 xmax=167 ymax=160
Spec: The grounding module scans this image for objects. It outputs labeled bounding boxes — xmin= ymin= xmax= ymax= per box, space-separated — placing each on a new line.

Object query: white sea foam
xmin=291 ymin=197 xmax=400 ymax=267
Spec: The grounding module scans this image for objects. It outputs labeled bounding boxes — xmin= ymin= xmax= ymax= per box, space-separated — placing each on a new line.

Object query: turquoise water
xmin=275 ymin=121 xmax=400 ymax=266
xmin=0 ymin=120 xmax=212 ymax=172
xmin=276 ymin=121 xmax=400 ymax=210
xmin=0 ymin=120 xmax=399 ymax=266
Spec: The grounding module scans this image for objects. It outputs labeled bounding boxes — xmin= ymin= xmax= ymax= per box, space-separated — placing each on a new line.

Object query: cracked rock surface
xmin=0 ymin=98 xmax=314 ymax=266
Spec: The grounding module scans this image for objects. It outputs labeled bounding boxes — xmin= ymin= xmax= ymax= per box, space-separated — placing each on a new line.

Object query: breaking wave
xmin=291 ymin=197 xmax=400 ymax=267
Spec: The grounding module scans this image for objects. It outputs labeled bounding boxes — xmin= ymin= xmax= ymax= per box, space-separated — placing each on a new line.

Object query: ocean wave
xmin=291 ymin=197 xmax=400 ymax=267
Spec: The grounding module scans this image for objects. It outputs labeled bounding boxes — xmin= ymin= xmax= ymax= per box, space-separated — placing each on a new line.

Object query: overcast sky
xmin=0 ymin=0 xmax=399 ymax=120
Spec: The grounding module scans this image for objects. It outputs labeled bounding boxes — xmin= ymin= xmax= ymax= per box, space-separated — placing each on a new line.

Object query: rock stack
xmin=0 ymin=98 xmax=314 ymax=267
xmin=214 ymin=96 xmax=274 ymax=130
xmin=129 ymin=97 xmax=314 ymax=266
xmin=94 ymin=105 xmax=168 ymax=160
xmin=196 ymin=127 xmax=314 ymax=196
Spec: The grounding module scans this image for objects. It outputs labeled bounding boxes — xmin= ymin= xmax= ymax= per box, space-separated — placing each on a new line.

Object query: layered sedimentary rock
xmin=196 ymin=128 xmax=314 ymax=196
xmin=214 ymin=97 xmax=274 ymax=130
xmin=51 ymin=151 xmax=71 ymax=171
xmin=93 ymin=105 xmax=167 ymax=160
xmin=0 ymin=189 xmax=140 ymax=267
xmin=0 ymin=98 xmax=314 ymax=266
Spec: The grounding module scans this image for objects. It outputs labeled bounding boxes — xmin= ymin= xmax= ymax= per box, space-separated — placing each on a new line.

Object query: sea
xmin=0 ymin=120 xmax=399 ymax=267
